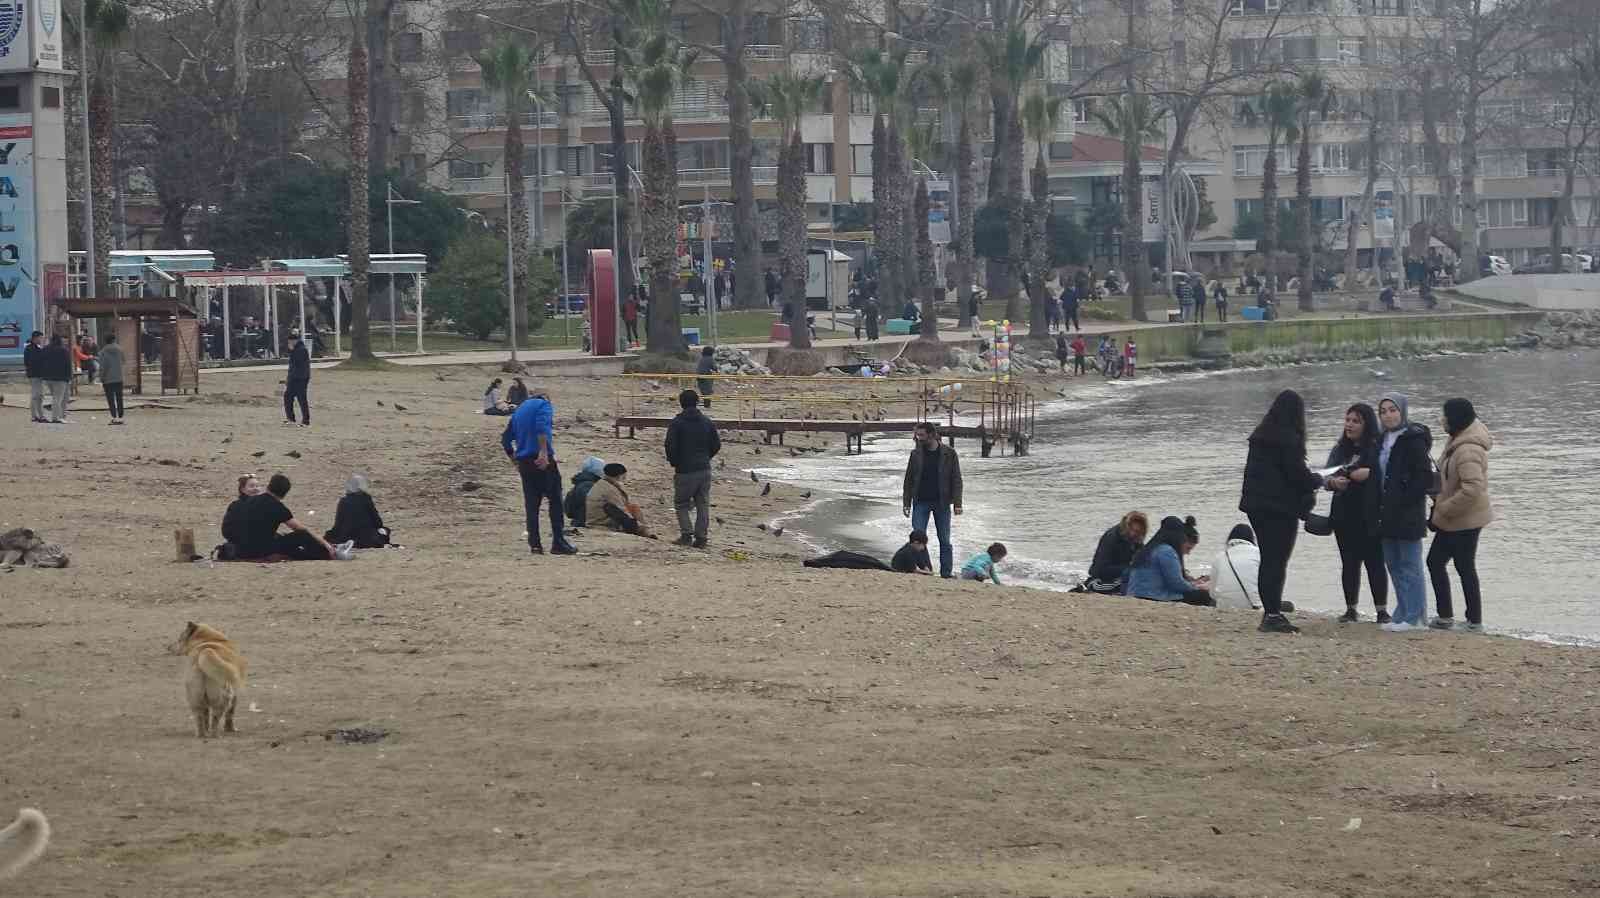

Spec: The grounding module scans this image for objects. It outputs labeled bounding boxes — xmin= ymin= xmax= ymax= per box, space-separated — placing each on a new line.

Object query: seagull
xmin=394 ymin=403 xmax=408 ymax=412
xmin=757 ymin=523 xmax=768 ymax=531
xmin=251 ymin=450 xmax=266 ymax=458
xmin=800 ymin=491 xmax=812 ymax=499
xmin=750 ymin=471 xmax=759 ymax=482
xmin=772 ymin=526 xmax=784 ymax=537
xmin=221 ymin=436 xmax=232 ymax=444
xmin=761 ymin=483 xmax=771 ymax=497
xmin=376 ymin=400 xmax=385 ymax=407
xmin=285 ymin=450 xmax=302 ymax=459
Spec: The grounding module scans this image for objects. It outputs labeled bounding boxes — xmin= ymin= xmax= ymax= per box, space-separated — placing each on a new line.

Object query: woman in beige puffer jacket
xmin=1427 ymin=398 xmax=1493 ymax=630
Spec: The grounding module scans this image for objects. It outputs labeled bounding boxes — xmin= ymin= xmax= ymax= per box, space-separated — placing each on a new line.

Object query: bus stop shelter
xmin=270 ymin=255 xmax=428 ymax=356
xmin=182 ymin=271 xmax=310 ymax=361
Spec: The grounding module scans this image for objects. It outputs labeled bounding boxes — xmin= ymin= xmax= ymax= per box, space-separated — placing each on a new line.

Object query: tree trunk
xmin=987 ymin=88 xmax=1017 ymax=299
xmin=643 ymin=122 xmax=683 ymax=354
xmin=882 ymin=118 xmax=907 ymax=312
xmin=1003 ymin=107 xmax=1025 ymax=322
xmin=1296 ymin=119 xmax=1314 ymax=311
xmin=348 ymin=39 xmax=374 ymax=361
xmin=870 ymin=113 xmax=897 ymax=310
xmin=1456 ymin=103 xmax=1481 ymax=284
xmin=915 ymin=178 xmax=938 ymax=341
xmin=1026 ymin=153 xmax=1049 ymax=338
xmin=159 ymin=200 xmax=187 ymax=250
xmin=609 ymin=74 xmax=637 ymax=306
xmin=1345 ymin=114 xmax=1378 ymax=289
xmin=1123 ymin=138 xmax=1147 ymax=322
xmin=506 ymin=109 xmax=530 ymax=340
xmin=88 ymin=69 xmax=115 ymax=290
xmin=955 ymin=116 xmax=975 ymax=330
xmin=725 ymin=52 xmax=762 ymax=309
xmin=366 ymin=0 xmax=395 ymax=175
xmin=1260 ymin=141 xmax=1279 ymax=291
xmin=779 ymin=133 xmax=811 ymax=349
xmin=1553 ymin=163 xmax=1575 ymax=266
xmin=1418 ymin=69 xmax=1462 ymax=255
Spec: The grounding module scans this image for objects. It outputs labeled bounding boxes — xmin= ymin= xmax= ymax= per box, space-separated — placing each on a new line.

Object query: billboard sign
xmin=0 ymin=0 xmax=62 ymax=72
xmin=0 ymin=116 xmax=35 ymax=362
xmin=1143 ymin=175 xmax=1164 ymax=242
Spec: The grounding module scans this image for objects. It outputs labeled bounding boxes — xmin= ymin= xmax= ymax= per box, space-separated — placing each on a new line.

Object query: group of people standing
xmin=1078 ymin=389 xmax=1492 ymax=635
xmin=1238 ymin=388 xmax=1493 ymax=634
xmin=21 ymin=330 xmax=129 ymax=425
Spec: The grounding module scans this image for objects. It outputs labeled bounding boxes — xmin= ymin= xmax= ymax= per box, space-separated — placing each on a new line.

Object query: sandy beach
xmin=3 ymin=360 xmax=1598 ymax=897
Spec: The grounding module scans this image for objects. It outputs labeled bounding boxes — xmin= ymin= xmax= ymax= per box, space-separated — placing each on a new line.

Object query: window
xmin=1480 ymin=152 xmax=1525 ymax=179
xmin=791 ymin=18 xmax=829 ymax=51
xmin=444 ymin=31 xmax=481 ymax=55
xmin=1315 ymin=143 xmax=1349 ymax=172
xmin=1528 ymin=198 xmax=1557 ymax=227
xmin=1069 ymin=44 xmax=1098 ymax=76
xmin=1073 ymin=98 xmax=1096 ymax=124
xmin=401 ymin=154 xmax=426 ymax=176
xmin=41 ymin=86 xmax=60 ymax=109
xmin=404 ymin=91 xmax=426 ymax=124
xmin=1338 ymin=39 xmax=1367 ymax=65
xmin=678 ymin=139 xmax=730 ymax=170
xmin=1049 ymin=141 xmax=1073 ymax=161
xmin=563 ymin=146 xmax=587 ymax=176
xmin=1172 ymin=41 xmax=1186 ymax=67
xmin=447 ymin=89 xmax=488 ymax=118
xmin=805 ymin=143 xmax=834 ymax=174
xmin=1229 ymin=0 xmax=1282 ymax=16
xmin=1371 ymin=0 xmax=1400 ymax=15
xmin=1526 ymin=149 xmax=1561 ymax=177
xmin=522 ymin=147 xmax=560 ymax=176
xmin=851 ymin=144 xmax=873 ymax=175
xmin=1232 ymin=145 xmax=1289 ymax=176
xmin=448 ymin=158 xmax=490 ymax=179
xmin=0 ymin=85 xmax=19 ymax=110
xmin=1480 ymin=198 xmax=1527 ymax=228
xmin=753 ymin=139 xmax=780 ymax=167
xmin=849 ymin=91 xmax=872 ymax=116
xmin=395 ymin=32 xmax=423 ymax=63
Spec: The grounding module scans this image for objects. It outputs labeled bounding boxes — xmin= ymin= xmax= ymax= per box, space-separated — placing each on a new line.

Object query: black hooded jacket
xmin=1373 ymin=423 xmax=1434 ymax=540
xmin=1239 ymin=423 xmax=1323 ymax=519
xmin=1326 ymin=439 xmax=1381 ymax=534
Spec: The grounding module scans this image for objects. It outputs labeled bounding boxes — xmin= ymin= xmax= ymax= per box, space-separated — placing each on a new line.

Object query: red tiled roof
xmin=1070 ymin=132 xmax=1165 ymax=164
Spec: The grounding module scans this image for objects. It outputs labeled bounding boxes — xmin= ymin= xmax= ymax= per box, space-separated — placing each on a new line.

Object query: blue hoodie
xmin=501 ymin=396 xmax=555 ymax=461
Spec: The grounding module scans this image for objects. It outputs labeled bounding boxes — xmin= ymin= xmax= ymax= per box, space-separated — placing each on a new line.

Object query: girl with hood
xmin=1427 ymin=398 xmax=1493 ymax=631
xmin=1126 ymin=515 xmax=1212 ymax=605
xmin=1078 ymin=511 xmax=1148 ymax=594
xmin=324 ymin=474 xmax=392 ymax=548
xmin=1324 ymin=402 xmax=1389 ymax=623
xmin=1238 ymin=389 xmax=1324 ymax=633
xmin=1373 ymin=392 xmax=1434 ymax=631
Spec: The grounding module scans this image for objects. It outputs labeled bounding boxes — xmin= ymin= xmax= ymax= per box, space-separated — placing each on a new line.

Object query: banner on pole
xmin=0 ymin=115 xmax=35 ymax=361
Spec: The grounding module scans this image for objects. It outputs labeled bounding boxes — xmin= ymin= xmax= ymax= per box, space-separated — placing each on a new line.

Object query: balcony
xmin=579 ymin=166 xmax=778 ymax=194
xmin=451 ymin=110 xmax=562 ymax=131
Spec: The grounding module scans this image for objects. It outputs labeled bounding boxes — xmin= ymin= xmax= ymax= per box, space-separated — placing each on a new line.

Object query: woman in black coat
xmin=1077 ymin=511 xmax=1149 ymax=594
xmin=1238 ymin=389 xmax=1324 ymax=633
xmin=324 ymin=474 xmax=392 ymax=548
xmin=1324 ymin=402 xmax=1388 ymax=623
xmin=1374 ymin=392 xmax=1434 ymax=630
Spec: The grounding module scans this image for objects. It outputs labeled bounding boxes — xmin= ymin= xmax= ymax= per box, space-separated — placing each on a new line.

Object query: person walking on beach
xmin=283 ymin=332 xmax=312 ymax=427
xmin=502 ymin=387 xmax=577 ymax=556
xmin=1213 ymin=280 xmax=1229 ymax=322
xmin=622 ymin=292 xmax=641 ymax=347
xmin=1122 ymin=336 xmax=1137 ymax=379
xmin=1239 ymin=389 xmax=1325 ymax=634
xmin=98 ymin=333 xmax=127 ymax=425
xmin=902 ymin=422 xmax=963 ymax=579
xmin=696 ymin=347 xmax=717 ymax=408
xmin=1061 ymin=282 xmax=1081 ymax=333
xmin=865 ymin=299 xmax=880 ymax=342
xmin=666 ymin=389 xmax=721 ymax=548
xmin=1373 ymin=393 xmax=1434 ymax=631
xmin=39 ymin=335 xmax=73 ymax=423
xmin=1323 ymin=403 xmax=1388 ymax=622
xmin=1054 ymin=331 xmax=1069 ymax=372
xmin=1427 ymin=398 xmax=1492 ymax=632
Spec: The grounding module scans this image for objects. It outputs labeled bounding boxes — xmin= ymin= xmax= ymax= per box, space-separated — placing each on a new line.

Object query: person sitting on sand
xmin=960 ymin=542 xmax=1007 ymax=584
xmin=891 ymin=530 xmax=934 ymax=575
xmin=1126 ymin=516 xmax=1213 ymax=605
xmin=506 ymin=377 xmax=530 ymax=407
xmin=584 ymin=463 xmax=654 ymax=538
xmin=1077 ymin=511 xmax=1148 ymax=594
xmin=563 ymin=457 xmax=607 ymax=528
xmin=220 ymin=474 xmax=264 ymax=556
xmin=323 ymin=474 xmax=393 ymax=549
xmin=483 ymin=379 xmax=514 ymax=416
xmin=1210 ymin=523 xmax=1298 ymax=613
xmin=233 ymin=474 xmax=347 ymax=561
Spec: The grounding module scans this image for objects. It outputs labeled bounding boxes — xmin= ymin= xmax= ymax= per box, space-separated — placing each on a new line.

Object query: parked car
xmin=546 ymin=293 xmax=588 ymax=316
xmin=1515 ymin=253 xmax=1583 ymax=274
xmin=1479 ymin=254 xmax=1511 ymax=277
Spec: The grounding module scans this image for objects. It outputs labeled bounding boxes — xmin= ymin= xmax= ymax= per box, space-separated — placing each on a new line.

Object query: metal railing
xmin=450 ymin=110 xmax=562 ymax=130
xmin=580 ymin=166 xmax=777 ymax=191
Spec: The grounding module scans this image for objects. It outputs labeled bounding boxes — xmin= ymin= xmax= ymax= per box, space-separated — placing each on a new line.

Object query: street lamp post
xmin=385 ymin=181 xmax=421 ymax=352
xmin=505 ymin=168 xmax=518 ymax=361
xmin=79 ymin=0 xmax=97 ymax=301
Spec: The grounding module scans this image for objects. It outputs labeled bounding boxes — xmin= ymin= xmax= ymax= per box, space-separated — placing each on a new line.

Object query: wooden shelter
xmin=57 ymin=298 xmax=201 ymax=395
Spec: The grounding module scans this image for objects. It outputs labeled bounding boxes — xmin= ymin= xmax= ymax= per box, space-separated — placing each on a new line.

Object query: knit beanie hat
xmin=1443 ymin=398 xmax=1476 ymax=435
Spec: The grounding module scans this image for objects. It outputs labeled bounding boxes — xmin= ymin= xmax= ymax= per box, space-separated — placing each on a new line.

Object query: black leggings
xmin=1334 ymin=525 xmax=1387 ymax=609
xmin=1247 ymin=512 xmax=1298 ymax=616
xmin=1428 ymin=528 xmax=1482 ymax=624
xmin=103 ymin=382 xmax=124 ymax=418
xmin=284 ymin=378 xmax=310 ymax=424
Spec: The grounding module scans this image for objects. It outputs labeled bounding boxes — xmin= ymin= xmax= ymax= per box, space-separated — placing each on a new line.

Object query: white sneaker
xmin=1380 ymin=622 xmax=1415 ymax=632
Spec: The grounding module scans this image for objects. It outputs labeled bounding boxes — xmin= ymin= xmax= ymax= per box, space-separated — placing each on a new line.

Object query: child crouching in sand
xmin=960 ymin=543 xmax=1007 ymax=584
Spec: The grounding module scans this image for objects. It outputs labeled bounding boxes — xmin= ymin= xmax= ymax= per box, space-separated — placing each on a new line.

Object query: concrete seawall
xmin=1131 ymin=311 xmax=1544 ymax=364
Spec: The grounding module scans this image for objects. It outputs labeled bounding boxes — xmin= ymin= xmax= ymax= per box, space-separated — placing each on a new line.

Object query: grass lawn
xmin=415 ymin=310 xmax=783 ymax=354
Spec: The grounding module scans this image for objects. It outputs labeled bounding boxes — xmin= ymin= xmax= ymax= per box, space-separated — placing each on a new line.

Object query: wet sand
xmin=2 ymin=362 xmax=1598 ymax=897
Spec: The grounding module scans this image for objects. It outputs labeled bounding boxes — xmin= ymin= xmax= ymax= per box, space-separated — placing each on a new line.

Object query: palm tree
xmin=849 ymin=49 xmax=910 ymax=314
xmin=754 ymin=71 xmax=825 ymax=351
xmin=347 ymin=24 xmax=374 ymax=360
xmin=982 ymin=26 xmax=1047 ymax=318
xmin=1294 ymin=72 xmax=1334 ymax=311
xmin=1247 ymin=83 xmax=1299 ymax=295
xmin=84 ymin=0 xmax=130 ymax=293
xmin=947 ymin=60 xmax=981 ymax=332
xmin=1022 ymin=92 xmax=1064 ymax=340
xmin=476 ymin=40 xmax=539 ymax=342
xmin=620 ymin=0 xmax=697 ymax=353
xmin=904 ymin=116 xmax=941 ymax=332
xmin=1091 ymin=93 xmax=1163 ymax=322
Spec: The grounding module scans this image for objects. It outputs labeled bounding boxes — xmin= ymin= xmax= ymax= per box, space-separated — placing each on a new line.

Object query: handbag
xmin=1303 ymin=513 xmax=1334 ymax=536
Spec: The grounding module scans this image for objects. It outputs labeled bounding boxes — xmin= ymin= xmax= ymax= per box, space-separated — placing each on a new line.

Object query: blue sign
xmin=0 ymin=114 xmax=35 ymax=363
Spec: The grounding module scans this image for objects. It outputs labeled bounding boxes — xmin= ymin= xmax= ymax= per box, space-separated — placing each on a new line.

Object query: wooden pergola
xmin=57 ymin=297 xmax=201 ymax=395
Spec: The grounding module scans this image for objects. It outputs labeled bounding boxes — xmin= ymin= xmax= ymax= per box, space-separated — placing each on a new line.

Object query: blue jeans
xmin=1382 ymin=538 xmax=1427 ymax=625
xmin=911 ymin=501 xmax=954 ymax=578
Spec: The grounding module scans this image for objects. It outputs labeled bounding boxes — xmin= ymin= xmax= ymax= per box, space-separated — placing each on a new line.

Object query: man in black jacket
xmin=283 ymin=332 xmax=312 ymax=426
xmin=665 ymin=389 xmax=721 ymax=548
xmin=901 ymin=422 xmax=963 ymax=578
xmin=23 ymin=331 xmax=45 ymax=423
xmin=39 ymin=335 xmax=73 ymax=424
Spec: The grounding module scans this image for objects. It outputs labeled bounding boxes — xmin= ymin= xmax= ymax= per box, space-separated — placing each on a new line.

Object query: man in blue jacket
xmin=502 ymin=387 xmax=577 ymax=555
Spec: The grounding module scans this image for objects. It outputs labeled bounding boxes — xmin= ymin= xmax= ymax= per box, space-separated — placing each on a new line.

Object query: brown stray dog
xmin=0 ymin=808 xmax=49 ymax=880
xmin=169 ymin=622 xmax=247 ymax=738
